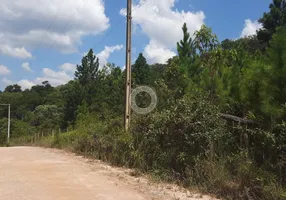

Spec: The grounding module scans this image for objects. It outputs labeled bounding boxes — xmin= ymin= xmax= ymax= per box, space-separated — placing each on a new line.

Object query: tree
xmin=30 ymin=104 xmax=61 ymax=135
xmin=89 ymin=63 xmax=124 ymax=118
xmin=62 ymin=81 xmax=86 ymax=127
xmin=193 ymin=25 xmax=221 ymax=101
xmin=239 ymin=60 xmax=269 ymax=119
xmin=262 ymin=27 xmax=286 ymax=127
xmin=149 ymin=63 xmax=167 ymax=85
xmin=221 ymin=36 xmax=267 ymax=54
xmin=163 ymin=56 xmax=190 ymax=99
xmin=75 ymin=49 xmax=100 ymax=86
xmin=193 ymin=25 xmax=219 ymax=58
xmin=76 ymin=100 xmax=89 ymax=126
xmin=257 ymin=0 xmax=286 ymax=44
xmin=132 ymin=53 xmax=150 ymax=85
xmin=177 ymin=23 xmax=195 ymax=60
xmin=4 ymin=84 xmax=22 ymax=93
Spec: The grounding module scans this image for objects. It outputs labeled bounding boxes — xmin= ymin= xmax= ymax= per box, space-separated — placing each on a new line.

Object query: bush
xmin=131 ymin=95 xmax=226 ymax=177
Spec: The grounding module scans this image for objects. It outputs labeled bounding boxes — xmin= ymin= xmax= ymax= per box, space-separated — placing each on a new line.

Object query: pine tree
xmin=257 ymin=0 xmax=286 ymax=44
xmin=132 ymin=53 xmax=150 ymax=85
xmin=177 ymin=23 xmax=194 ymax=60
xmin=75 ymin=49 xmax=100 ymax=86
xmin=262 ymin=27 xmax=286 ymax=125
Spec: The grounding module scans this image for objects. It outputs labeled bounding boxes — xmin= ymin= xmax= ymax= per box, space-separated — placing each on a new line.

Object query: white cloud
xmin=2 ymin=77 xmax=13 ymax=86
xmin=8 ymin=64 xmax=75 ymax=90
xmin=144 ymin=40 xmax=176 ymax=64
xmin=120 ymin=0 xmax=205 ymax=64
xmin=21 ymin=62 xmax=33 ymax=72
xmin=59 ymin=63 xmax=77 ymax=73
xmin=241 ymin=19 xmax=262 ymax=38
xmin=2 ymin=78 xmax=35 ymax=90
xmin=34 ymin=68 xmax=73 ymax=86
xmin=0 ymin=0 xmax=109 ymax=54
xmin=1 ymin=62 xmax=76 ymax=89
xmin=17 ymin=79 xmax=35 ymax=90
xmin=96 ymin=45 xmax=124 ymax=67
xmin=0 ymin=65 xmax=11 ymax=75
xmin=0 ymin=45 xmax=32 ymax=59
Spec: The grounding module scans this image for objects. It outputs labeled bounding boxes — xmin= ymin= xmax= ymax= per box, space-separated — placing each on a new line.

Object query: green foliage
xmin=33 ymin=104 xmax=60 ymax=131
xmin=131 ymin=95 xmax=226 ymax=175
xmin=75 ymin=49 xmax=100 ymax=86
xmin=0 ymin=118 xmax=35 ymax=145
xmin=257 ymin=0 xmax=286 ymax=44
xmin=222 ymin=36 xmax=267 ymax=54
xmin=62 ymin=81 xmax=86 ymax=127
xmin=4 ymin=84 xmax=22 ymax=93
xmin=262 ymin=27 xmax=286 ymax=123
xmin=193 ymin=25 xmax=219 ymax=57
xmin=177 ymin=23 xmax=195 ymax=61
xmin=132 ymin=53 xmax=150 ymax=85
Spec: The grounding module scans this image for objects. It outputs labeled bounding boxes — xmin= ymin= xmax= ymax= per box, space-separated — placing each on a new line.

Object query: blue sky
xmin=0 ymin=0 xmax=272 ymax=90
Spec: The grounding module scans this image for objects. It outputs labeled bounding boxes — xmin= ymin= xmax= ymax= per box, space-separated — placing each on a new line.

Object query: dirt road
xmin=0 ymin=147 xmax=217 ymax=200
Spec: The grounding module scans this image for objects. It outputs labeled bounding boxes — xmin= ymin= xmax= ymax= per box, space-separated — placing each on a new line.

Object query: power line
xmin=49 ymin=0 xmax=85 ymax=50
xmin=80 ymin=0 xmax=150 ymax=53
xmin=51 ymin=0 xmax=150 ymax=68
xmin=90 ymin=0 xmax=150 ymax=53
xmin=29 ymin=0 xmax=85 ymax=71
xmin=30 ymin=0 xmax=150 ymax=75
xmin=33 ymin=0 xmax=66 ymax=55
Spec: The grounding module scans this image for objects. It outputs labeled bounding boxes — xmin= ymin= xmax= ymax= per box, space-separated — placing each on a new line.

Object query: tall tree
xmin=262 ymin=27 xmax=286 ymax=126
xmin=257 ymin=0 xmax=286 ymax=44
xmin=132 ymin=53 xmax=150 ymax=85
xmin=177 ymin=23 xmax=195 ymax=60
xmin=193 ymin=25 xmax=221 ymax=101
xmin=75 ymin=49 xmax=100 ymax=86
xmin=193 ymin=25 xmax=219 ymax=56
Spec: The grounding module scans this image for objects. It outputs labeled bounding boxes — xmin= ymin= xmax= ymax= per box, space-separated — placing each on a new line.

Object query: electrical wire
xmin=30 ymin=0 xmax=150 ymax=79
xmin=28 ymin=0 xmax=85 ymax=72
xmin=49 ymin=0 xmax=85 ymax=50
xmin=33 ymin=0 xmax=66 ymax=54
xmin=90 ymin=0 xmax=150 ymax=53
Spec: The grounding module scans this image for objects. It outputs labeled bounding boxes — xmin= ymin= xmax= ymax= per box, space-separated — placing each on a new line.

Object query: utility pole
xmin=124 ymin=0 xmax=132 ymax=131
xmin=0 ymin=104 xmax=10 ymax=144
xmin=7 ymin=104 xmax=10 ymax=144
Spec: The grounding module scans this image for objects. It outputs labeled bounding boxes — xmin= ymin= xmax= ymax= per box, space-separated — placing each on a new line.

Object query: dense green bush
xmin=131 ymin=95 xmax=226 ymax=177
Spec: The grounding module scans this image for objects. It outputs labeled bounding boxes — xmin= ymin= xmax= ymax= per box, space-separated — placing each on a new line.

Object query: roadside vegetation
xmin=2 ymin=0 xmax=286 ymax=199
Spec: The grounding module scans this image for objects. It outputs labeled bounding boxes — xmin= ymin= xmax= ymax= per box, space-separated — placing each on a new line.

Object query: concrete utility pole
xmin=124 ymin=0 xmax=132 ymax=131
xmin=8 ymin=104 xmax=10 ymax=144
xmin=0 ymin=104 xmax=11 ymax=144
